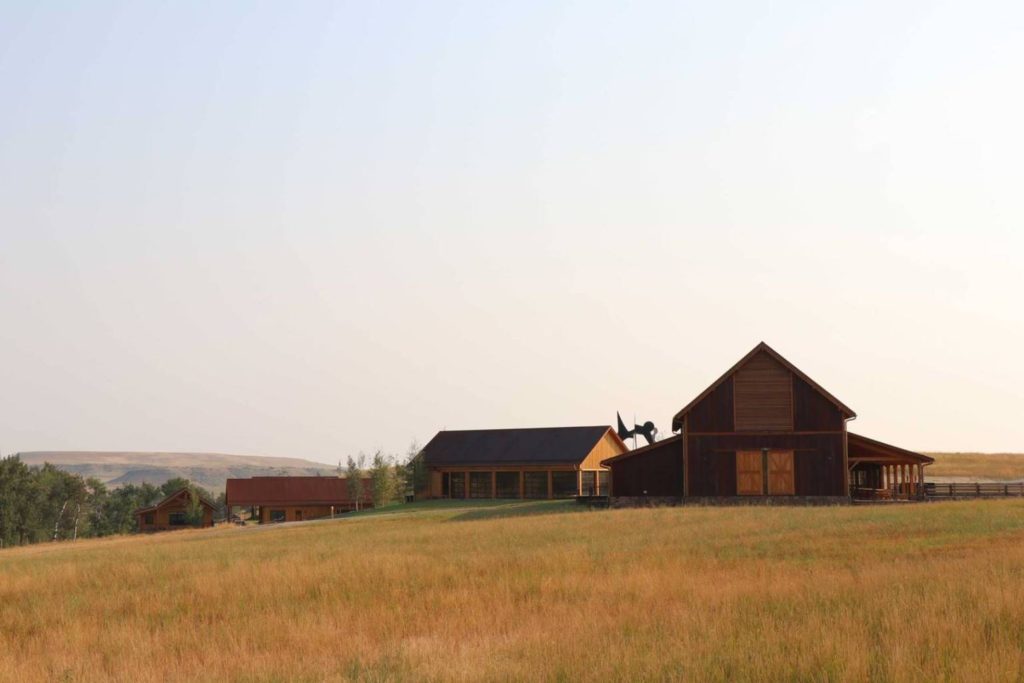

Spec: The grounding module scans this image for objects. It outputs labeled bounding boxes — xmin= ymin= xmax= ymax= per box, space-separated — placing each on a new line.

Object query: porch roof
xmin=848 ymin=433 xmax=934 ymax=465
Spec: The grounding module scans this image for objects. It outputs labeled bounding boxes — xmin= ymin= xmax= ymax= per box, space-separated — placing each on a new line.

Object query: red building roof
xmin=225 ymin=476 xmax=373 ymax=506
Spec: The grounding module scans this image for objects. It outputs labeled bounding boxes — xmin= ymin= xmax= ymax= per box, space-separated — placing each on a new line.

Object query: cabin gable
xmin=579 ymin=429 xmax=628 ymax=470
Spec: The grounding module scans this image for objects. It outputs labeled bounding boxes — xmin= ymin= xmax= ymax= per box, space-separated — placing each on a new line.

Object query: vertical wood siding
xmin=610 ymin=438 xmax=684 ymax=496
xmin=688 ymin=434 xmax=844 ymax=496
xmin=793 ymin=375 xmax=844 ymax=431
xmin=686 ymin=378 xmax=734 ymax=432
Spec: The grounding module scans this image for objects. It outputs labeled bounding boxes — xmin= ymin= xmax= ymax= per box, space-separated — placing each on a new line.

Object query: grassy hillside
xmin=925 ymin=452 xmax=1024 ymax=480
xmin=3 ymin=500 xmax=1024 ymax=681
xmin=15 ymin=451 xmax=335 ymax=492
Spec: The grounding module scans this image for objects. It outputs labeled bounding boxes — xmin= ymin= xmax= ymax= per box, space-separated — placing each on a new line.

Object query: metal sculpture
xmin=617 ymin=412 xmax=659 ymax=447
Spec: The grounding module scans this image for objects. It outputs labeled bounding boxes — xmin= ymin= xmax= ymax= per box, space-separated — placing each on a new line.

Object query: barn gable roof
xmin=421 ymin=426 xmax=623 ymax=467
xmin=134 ymin=487 xmax=217 ymax=515
xmin=671 ymin=342 xmax=856 ymax=431
xmin=599 ymin=433 xmax=684 ymax=466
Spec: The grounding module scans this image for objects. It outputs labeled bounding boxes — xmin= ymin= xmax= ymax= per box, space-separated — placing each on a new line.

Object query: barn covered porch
xmin=848 ymin=433 xmax=934 ymax=501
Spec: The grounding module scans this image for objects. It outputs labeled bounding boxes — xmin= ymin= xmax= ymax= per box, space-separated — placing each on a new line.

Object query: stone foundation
xmin=609 ymin=495 xmax=850 ymax=508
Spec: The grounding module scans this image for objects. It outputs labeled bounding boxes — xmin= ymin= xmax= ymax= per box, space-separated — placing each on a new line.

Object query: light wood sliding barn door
xmin=767 ymin=450 xmax=795 ymax=495
xmin=736 ymin=451 xmax=764 ymax=495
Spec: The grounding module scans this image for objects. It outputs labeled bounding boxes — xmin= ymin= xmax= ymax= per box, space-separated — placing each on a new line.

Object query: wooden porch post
xmin=464 ymin=471 xmax=469 ymax=499
xmin=519 ymin=471 xmax=524 ymax=499
xmin=547 ymin=471 xmax=553 ymax=499
xmin=491 ymin=471 xmax=496 ymax=499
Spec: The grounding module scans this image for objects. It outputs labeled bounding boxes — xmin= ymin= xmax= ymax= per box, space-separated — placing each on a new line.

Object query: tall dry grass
xmin=926 ymin=452 xmax=1024 ymax=480
xmin=3 ymin=499 xmax=1024 ymax=682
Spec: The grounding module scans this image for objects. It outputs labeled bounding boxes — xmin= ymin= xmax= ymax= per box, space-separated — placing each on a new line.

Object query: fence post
xmin=976 ymin=483 xmax=981 ymax=497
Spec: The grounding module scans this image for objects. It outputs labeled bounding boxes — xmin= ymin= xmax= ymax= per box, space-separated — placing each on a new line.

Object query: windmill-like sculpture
xmin=617 ymin=411 xmax=659 ymax=447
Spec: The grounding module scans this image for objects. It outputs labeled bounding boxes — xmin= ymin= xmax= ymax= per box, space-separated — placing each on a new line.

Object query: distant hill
xmin=15 ymin=451 xmax=338 ymax=493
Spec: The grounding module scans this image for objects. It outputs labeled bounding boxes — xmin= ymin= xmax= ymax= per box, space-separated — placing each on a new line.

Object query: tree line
xmin=0 ymin=443 xmax=427 ymax=548
xmin=0 ymin=455 xmax=222 ymax=548
xmin=343 ymin=443 xmax=427 ymax=512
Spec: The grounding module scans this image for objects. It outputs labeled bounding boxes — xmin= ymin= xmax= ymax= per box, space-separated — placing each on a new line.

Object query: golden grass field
xmin=926 ymin=452 xmax=1024 ymax=480
xmin=4 ymin=499 xmax=1024 ymax=682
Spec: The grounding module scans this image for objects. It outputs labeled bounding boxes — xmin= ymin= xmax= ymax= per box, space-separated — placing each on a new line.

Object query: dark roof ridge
xmin=672 ymin=342 xmax=856 ymax=430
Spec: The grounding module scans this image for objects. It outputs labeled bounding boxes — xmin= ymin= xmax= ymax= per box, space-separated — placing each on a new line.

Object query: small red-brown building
xmin=603 ymin=342 xmax=933 ymax=502
xmin=135 ymin=487 xmax=217 ymax=532
xmin=224 ymin=476 xmax=374 ymax=523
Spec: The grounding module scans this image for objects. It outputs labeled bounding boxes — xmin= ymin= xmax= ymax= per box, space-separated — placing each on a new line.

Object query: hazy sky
xmin=2 ymin=1 xmax=1022 ymax=463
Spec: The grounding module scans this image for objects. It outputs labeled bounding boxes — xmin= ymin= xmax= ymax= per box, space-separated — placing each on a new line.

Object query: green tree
xmin=34 ymin=464 xmax=88 ymax=542
xmin=160 ymin=477 xmax=192 ymax=497
xmin=0 ymin=456 xmax=41 ymax=547
xmin=369 ymin=451 xmax=395 ymax=508
xmin=346 ymin=454 xmax=365 ymax=511
xmin=403 ymin=441 xmax=426 ymax=500
xmin=183 ymin=487 xmax=205 ymax=526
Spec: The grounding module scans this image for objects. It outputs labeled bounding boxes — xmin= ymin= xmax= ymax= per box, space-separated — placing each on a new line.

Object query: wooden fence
xmin=925 ymin=482 xmax=1024 ymax=499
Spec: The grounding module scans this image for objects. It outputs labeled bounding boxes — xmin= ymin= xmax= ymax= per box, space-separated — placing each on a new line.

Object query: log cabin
xmin=224 ymin=476 xmax=374 ymax=523
xmin=602 ymin=342 xmax=933 ymax=503
xmin=135 ymin=487 xmax=216 ymax=532
xmin=421 ymin=426 xmax=628 ymax=499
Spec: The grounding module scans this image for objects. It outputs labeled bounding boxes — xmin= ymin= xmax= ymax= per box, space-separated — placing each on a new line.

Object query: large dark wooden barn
xmin=603 ymin=342 xmax=933 ymax=502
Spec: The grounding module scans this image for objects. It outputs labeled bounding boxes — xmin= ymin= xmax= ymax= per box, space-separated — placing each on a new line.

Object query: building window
xmin=580 ymin=471 xmax=596 ymax=496
xmin=469 ymin=472 xmax=492 ymax=498
xmin=449 ymin=473 xmax=466 ymax=498
xmin=495 ymin=472 xmax=519 ymax=498
xmin=143 ymin=513 xmax=154 ymax=525
xmin=523 ymin=472 xmax=548 ymax=499
xmin=597 ymin=471 xmax=609 ymax=495
xmin=168 ymin=512 xmax=188 ymax=526
xmin=270 ymin=510 xmax=286 ymax=523
xmin=551 ymin=471 xmax=577 ymax=498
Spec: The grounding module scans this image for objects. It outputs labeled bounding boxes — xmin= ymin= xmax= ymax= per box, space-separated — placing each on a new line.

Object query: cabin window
xmin=523 ymin=472 xmax=548 ymax=498
xmin=143 ymin=513 xmax=154 ymax=525
xmin=449 ymin=472 xmax=466 ymax=498
xmin=469 ymin=472 xmax=492 ymax=498
xmin=580 ymin=471 xmax=596 ymax=496
xmin=495 ymin=472 xmax=519 ymax=498
xmin=597 ymin=471 xmax=609 ymax=495
xmin=269 ymin=510 xmax=286 ymax=523
xmin=551 ymin=472 xmax=577 ymax=498
xmin=168 ymin=512 xmax=188 ymax=526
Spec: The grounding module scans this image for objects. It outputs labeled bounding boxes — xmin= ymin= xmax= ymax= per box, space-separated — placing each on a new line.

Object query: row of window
xmin=441 ymin=471 xmax=608 ymax=498
xmin=142 ymin=512 xmax=189 ymax=526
